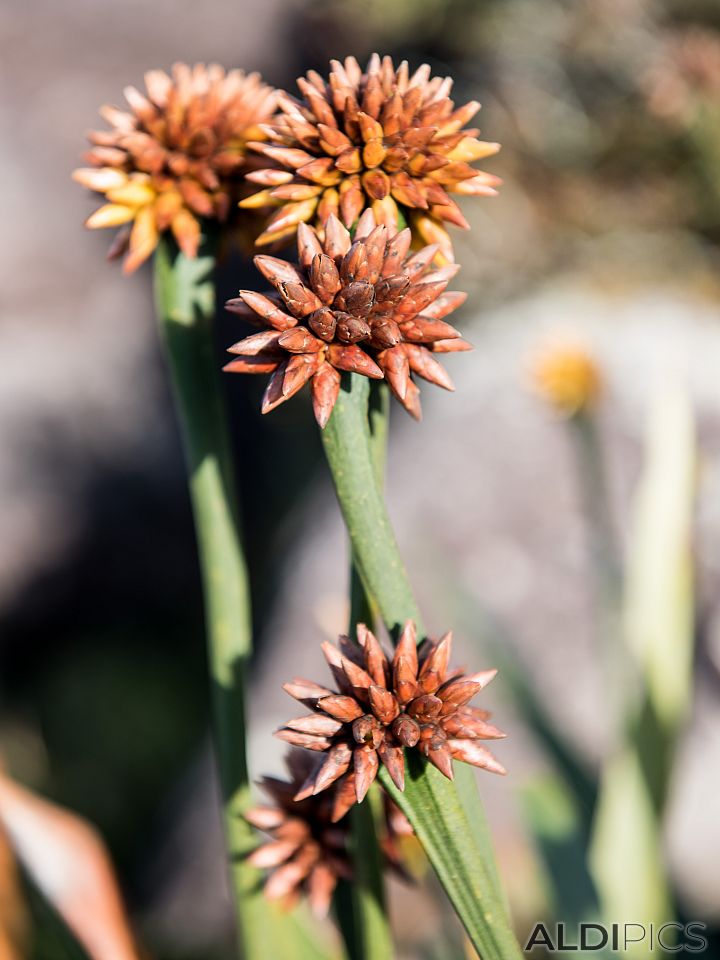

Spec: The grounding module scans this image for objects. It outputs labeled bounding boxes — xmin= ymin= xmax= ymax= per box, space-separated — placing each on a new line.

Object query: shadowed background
xmin=1 ymin=0 xmax=720 ymax=956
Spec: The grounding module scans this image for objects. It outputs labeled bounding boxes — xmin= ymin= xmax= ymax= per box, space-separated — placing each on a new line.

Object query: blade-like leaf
xmin=623 ymin=384 xmax=695 ymax=732
xmin=590 ymin=382 xmax=696 ymax=949
xmin=155 ymin=236 xmax=330 ymax=960
xmin=521 ymin=776 xmax=597 ymax=924
xmin=321 ymin=373 xmax=522 ymax=960
xmin=381 ymin=758 xmax=520 ymax=960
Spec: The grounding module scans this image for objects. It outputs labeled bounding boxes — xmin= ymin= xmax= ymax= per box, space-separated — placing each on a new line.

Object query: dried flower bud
xmin=243 ymin=54 xmax=501 ymax=263
xmin=275 ymin=621 xmax=506 ymax=817
xmin=246 ymin=751 xmax=412 ymax=915
xmin=225 ymin=211 xmax=468 ymax=425
xmin=74 ymin=63 xmax=276 ymax=273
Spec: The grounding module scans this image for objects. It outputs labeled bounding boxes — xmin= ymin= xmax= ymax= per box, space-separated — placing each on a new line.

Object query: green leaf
xmin=321 ymin=374 xmax=521 ymax=960
xmin=589 ymin=749 xmax=671 ymax=943
xmin=154 ymin=235 xmax=325 ymax=960
xmin=590 ymin=382 xmax=696 ymax=950
xmin=623 ymin=385 xmax=695 ymax=732
xmin=521 ymin=776 xmax=598 ymax=924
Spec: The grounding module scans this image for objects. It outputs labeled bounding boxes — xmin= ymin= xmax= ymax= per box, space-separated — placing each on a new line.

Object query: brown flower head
xmin=275 ymin=621 xmax=506 ymax=819
xmin=73 ymin=63 xmax=277 ymax=273
xmin=224 ymin=209 xmax=470 ymax=426
xmin=241 ymin=54 xmax=501 ymax=262
xmin=245 ymin=751 xmax=410 ymax=916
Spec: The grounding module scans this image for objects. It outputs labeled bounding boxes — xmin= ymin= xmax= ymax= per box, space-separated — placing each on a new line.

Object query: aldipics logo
xmin=524 ymin=923 xmax=708 ymax=953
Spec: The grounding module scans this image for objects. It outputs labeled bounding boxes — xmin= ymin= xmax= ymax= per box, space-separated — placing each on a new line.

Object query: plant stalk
xmin=153 ymin=234 xmax=265 ymax=957
xmin=336 ymin=381 xmax=394 ymax=960
xmin=321 ymin=373 xmax=521 ymax=960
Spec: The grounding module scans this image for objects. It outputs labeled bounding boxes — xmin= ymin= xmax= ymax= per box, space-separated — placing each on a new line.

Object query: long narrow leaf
xmin=321 ymin=373 xmax=521 ymax=960
xmin=590 ymin=383 xmax=696 ymax=948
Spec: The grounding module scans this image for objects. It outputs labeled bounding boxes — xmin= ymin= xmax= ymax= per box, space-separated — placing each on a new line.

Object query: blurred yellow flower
xmin=530 ymin=341 xmax=602 ymax=417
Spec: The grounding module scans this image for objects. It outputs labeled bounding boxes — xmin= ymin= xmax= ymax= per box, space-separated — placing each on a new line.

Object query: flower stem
xmin=321 ymin=373 xmax=521 ymax=960
xmin=153 ymin=234 xmax=266 ymax=957
xmin=343 ymin=382 xmax=394 ymax=960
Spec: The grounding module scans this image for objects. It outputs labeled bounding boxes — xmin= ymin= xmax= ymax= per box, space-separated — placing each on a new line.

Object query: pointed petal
xmin=282 ymin=678 xmax=334 ymax=705
xmin=311 ymin=743 xmax=353 ymax=795
xmin=394 ymin=621 xmax=418 ymax=675
xmin=284 ymin=714 xmax=343 ymax=737
xmin=368 ymin=685 xmax=400 ymax=724
xmin=311 ymin=363 xmax=341 ymax=429
xmin=327 ymin=344 xmax=383 ymax=379
xmin=317 ymin=695 xmax=364 ymax=722
xmin=274 ymin=729 xmax=332 ymax=751
xmin=353 ymin=747 xmax=379 ymax=802
xmin=378 ymin=742 xmax=406 ymax=791
xmin=447 ymin=740 xmax=506 ymax=775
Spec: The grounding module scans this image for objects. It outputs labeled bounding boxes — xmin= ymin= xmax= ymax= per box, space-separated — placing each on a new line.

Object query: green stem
xmin=322 ymin=379 xmax=421 ymax=636
xmin=349 ymin=382 xmax=390 ymax=631
xmin=153 ymin=234 xmax=265 ymax=957
xmin=321 ymin=374 xmax=521 ymax=960
xmin=347 ymin=789 xmax=393 ymax=960
xmin=338 ymin=381 xmax=394 ymax=960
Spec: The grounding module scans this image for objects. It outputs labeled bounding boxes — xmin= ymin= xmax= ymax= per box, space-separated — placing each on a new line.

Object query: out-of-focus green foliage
xmin=590 ymin=385 xmax=696 ymax=951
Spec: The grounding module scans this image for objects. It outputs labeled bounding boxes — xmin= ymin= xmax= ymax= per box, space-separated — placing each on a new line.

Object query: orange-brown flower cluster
xmin=224 ymin=209 xmax=469 ymax=425
xmin=245 ymin=752 xmax=353 ymax=916
xmin=275 ymin=622 xmax=506 ymax=820
xmin=246 ymin=751 xmax=412 ymax=916
xmin=242 ymin=54 xmax=500 ymax=262
xmin=74 ymin=63 xmax=276 ymax=272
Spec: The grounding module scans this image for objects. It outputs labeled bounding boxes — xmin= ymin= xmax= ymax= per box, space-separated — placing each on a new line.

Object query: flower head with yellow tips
xmin=530 ymin=341 xmax=602 ymax=417
xmin=242 ymin=54 xmax=501 ymax=263
xmin=73 ymin=63 xmax=276 ymax=273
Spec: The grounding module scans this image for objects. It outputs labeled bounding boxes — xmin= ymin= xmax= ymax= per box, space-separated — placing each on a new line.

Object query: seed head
xmin=73 ymin=63 xmax=276 ymax=273
xmin=242 ymin=54 xmax=501 ymax=262
xmin=246 ymin=751 xmax=410 ymax=915
xmin=225 ymin=209 xmax=472 ymax=425
xmin=275 ymin=621 xmax=506 ymax=818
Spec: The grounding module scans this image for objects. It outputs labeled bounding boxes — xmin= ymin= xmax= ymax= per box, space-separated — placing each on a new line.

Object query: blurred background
xmin=1 ymin=0 xmax=720 ymax=956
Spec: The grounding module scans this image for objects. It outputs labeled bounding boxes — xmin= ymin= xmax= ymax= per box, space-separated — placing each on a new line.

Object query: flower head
xmin=530 ymin=341 xmax=602 ymax=417
xmin=242 ymin=54 xmax=501 ymax=262
xmin=73 ymin=63 xmax=276 ymax=273
xmin=224 ymin=209 xmax=470 ymax=425
xmin=245 ymin=751 xmax=410 ymax=915
xmin=275 ymin=621 xmax=506 ymax=818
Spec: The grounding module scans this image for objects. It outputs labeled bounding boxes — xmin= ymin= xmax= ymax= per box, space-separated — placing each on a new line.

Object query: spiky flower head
xmin=245 ymin=751 xmax=410 ymax=915
xmin=224 ymin=209 xmax=470 ymax=426
xmin=530 ymin=341 xmax=602 ymax=417
xmin=73 ymin=63 xmax=277 ymax=273
xmin=276 ymin=621 xmax=506 ymax=819
xmin=242 ymin=54 xmax=501 ymax=262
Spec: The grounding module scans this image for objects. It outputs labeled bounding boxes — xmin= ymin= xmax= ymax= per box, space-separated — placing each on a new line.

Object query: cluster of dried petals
xmin=245 ymin=751 xmax=410 ymax=916
xmin=224 ymin=209 xmax=470 ymax=425
xmin=275 ymin=621 xmax=506 ymax=820
xmin=242 ymin=54 xmax=501 ymax=262
xmin=530 ymin=341 xmax=602 ymax=417
xmin=74 ymin=63 xmax=276 ymax=272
